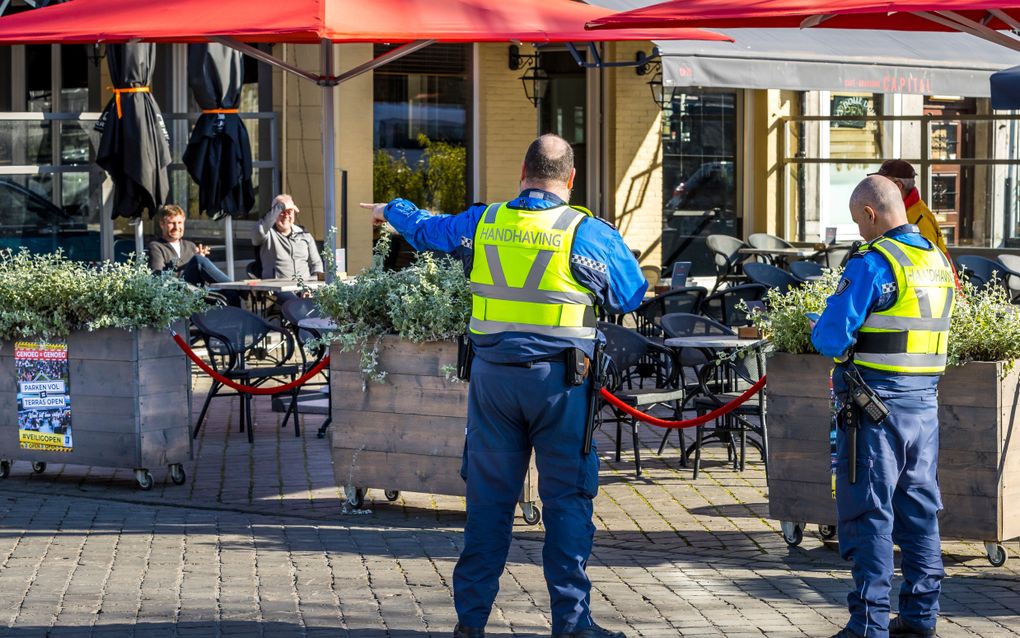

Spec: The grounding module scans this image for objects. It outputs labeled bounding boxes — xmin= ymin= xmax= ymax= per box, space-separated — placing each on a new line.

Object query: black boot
xmin=552 ymin=623 xmax=627 ymax=638
xmin=889 ymin=616 xmax=937 ymax=638
xmin=453 ymin=623 xmax=485 ymax=638
xmin=829 ymin=628 xmax=866 ymax=638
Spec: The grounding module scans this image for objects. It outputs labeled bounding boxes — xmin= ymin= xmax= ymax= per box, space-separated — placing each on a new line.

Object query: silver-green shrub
xmin=751 ymin=268 xmax=1020 ymax=367
xmin=947 ymin=277 xmax=1020 ymax=367
xmin=0 ymin=249 xmax=206 ymax=341
xmin=314 ymin=230 xmax=471 ymax=380
xmin=746 ymin=269 xmax=841 ymax=355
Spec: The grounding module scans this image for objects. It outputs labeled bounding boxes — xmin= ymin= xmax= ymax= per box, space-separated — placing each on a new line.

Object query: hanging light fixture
xmin=509 ymin=45 xmax=549 ymax=108
xmin=648 ymin=70 xmax=666 ymax=109
xmin=87 ymin=43 xmax=107 ymax=67
xmin=635 ymin=51 xmax=666 ymax=109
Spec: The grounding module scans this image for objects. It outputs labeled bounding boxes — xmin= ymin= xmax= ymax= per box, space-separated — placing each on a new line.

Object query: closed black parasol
xmin=94 ymin=42 xmax=172 ymax=219
xmin=182 ymin=43 xmax=255 ymax=219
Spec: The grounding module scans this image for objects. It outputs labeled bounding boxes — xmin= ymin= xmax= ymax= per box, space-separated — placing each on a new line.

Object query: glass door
xmin=661 ymin=90 xmax=738 ymax=276
xmin=539 ymin=51 xmax=587 ymax=209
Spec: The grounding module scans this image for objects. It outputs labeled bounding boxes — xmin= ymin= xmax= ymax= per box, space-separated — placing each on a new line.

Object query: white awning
xmin=587 ymin=0 xmax=1020 ymax=96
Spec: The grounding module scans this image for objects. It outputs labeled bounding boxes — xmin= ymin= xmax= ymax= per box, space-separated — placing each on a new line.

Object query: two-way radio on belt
xmin=840 ymin=362 xmax=890 ymax=484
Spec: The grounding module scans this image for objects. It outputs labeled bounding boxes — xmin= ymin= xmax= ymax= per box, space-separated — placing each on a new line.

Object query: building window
xmin=661 ymin=90 xmax=739 ymax=276
xmin=373 ymin=44 xmax=467 ymax=165
xmin=0 ymin=41 xmax=103 ymax=262
xmin=373 ymin=44 xmax=469 ymax=269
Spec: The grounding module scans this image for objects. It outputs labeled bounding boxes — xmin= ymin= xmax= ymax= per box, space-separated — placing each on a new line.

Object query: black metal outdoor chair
xmin=690 ymin=345 xmax=768 ymax=480
xmin=790 ymin=260 xmax=824 ymax=282
xmin=640 ymin=265 xmax=662 ymax=289
xmin=957 ymin=255 xmax=1015 ymax=298
xmin=279 ymin=298 xmax=331 ymax=432
xmin=630 ymin=286 xmax=708 ymax=337
xmin=997 ymin=254 xmax=1020 ymax=302
xmin=656 ymin=313 xmax=736 ymax=460
xmin=747 ymin=233 xmax=796 ymax=265
xmin=819 ymin=245 xmax=854 ymax=269
xmin=190 ymin=306 xmax=303 ymax=442
xmin=748 ymin=233 xmax=794 ymax=251
xmin=701 ymin=283 xmax=768 ymax=327
xmin=598 ymin=321 xmax=685 ymax=477
xmin=706 ymin=234 xmax=749 ymax=293
xmin=742 ymin=262 xmax=799 ymax=294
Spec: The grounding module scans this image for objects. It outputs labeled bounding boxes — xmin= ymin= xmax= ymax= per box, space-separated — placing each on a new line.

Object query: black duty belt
xmin=855 ymin=331 xmax=908 ymax=354
xmin=497 ymin=353 xmax=569 ymax=368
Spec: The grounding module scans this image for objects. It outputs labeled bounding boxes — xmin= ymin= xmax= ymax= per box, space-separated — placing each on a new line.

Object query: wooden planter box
xmin=329 ymin=338 xmax=539 ymax=521
xmin=767 ymin=352 xmax=1020 ymax=564
xmin=0 ymin=325 xmax=192 ymax=489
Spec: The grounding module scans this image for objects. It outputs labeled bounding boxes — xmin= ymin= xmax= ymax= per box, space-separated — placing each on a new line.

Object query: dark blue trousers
xmin=834 ymin=376 xmax=943 ymax=638
xmin=454 ymin=357 xmax=598 ymax=633
xmin=181 ymin=254 xmax=241 ymax=306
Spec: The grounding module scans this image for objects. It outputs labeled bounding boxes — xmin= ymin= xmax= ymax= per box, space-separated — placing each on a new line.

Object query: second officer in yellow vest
xmin=363 ymin=134 xmax=647 ymax=638
xmin=812 ymin=176 xmax=955 ymax=638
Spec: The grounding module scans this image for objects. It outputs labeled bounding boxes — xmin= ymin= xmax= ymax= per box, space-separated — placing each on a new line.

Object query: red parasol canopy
xmin=0 ymin=0 xmax=730 ymax=274
xmin=0 ymin=0 xmax=730 ymax=44
xmin=585 ymin=0 xmax=1020 ymax=51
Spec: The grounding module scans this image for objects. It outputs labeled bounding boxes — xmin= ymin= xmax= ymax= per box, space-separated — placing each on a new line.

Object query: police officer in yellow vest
xmin=363 ymin=134 xmax=647 ymax=638
xmin=812 ymin=176 xmax=955 ymax=638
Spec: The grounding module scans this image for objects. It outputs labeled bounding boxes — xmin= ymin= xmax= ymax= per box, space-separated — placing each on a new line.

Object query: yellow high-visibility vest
xmin=853 ymin=236 xmax=955 ymax=375
xmin=469 ymin=202 xmax=596 ymax=339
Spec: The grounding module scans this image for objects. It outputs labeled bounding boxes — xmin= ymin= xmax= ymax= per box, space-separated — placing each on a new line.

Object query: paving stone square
xmin=0 ymin=376 xmax=1016 ymax=636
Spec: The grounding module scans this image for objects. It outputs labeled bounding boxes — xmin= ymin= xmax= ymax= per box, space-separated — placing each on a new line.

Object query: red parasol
xmin=0 ymin=0 xmax=729 ymax=272
xmin=586 ymin=0 xmax=1020 ymax=52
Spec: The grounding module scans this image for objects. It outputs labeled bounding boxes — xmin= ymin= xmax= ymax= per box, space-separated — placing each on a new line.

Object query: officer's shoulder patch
xmin=835 ymin=278 xmax=852 ymax=295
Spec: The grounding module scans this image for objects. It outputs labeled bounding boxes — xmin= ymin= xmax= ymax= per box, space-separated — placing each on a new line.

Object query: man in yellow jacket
xmin=871 ymin=159 xmax=959 ymax=287
xmin=870 ymin=160 xmax=948 ymax=258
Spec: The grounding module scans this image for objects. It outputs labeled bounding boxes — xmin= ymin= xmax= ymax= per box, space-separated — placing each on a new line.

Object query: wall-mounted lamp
xmin=87 ymin=43 xmax=107 ymax=68
xmin=509 ymin=44 xmax=549 ymax=108
xmin=635 ymin=50 xmax=666 ymax=109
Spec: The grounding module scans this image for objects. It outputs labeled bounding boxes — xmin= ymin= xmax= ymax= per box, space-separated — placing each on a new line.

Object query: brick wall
xmin=476 ymin=43 xmax=536 ymax=202
xmin=606 ymin=42 xmax=663 ymax=270
xmin=271 ymin=43 xmax=374 ymax=274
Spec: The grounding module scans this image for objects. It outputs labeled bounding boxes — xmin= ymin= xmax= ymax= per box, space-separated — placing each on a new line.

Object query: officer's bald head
xmin=849 ymin=175 xmax=908 ymax=241
xmin=523 ymin=134 xmax=574 ymax=187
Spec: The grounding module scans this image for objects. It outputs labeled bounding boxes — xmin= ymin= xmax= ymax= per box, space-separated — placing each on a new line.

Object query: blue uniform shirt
xmin=384 ymin=189 xmax=648 ymax=363
xmin=811 ymin=224 xmax=940 ymax=391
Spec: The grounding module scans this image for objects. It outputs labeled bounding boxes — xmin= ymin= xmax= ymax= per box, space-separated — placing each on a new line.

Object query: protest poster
xmin=15 ymin=341 xmax=72 ymax=452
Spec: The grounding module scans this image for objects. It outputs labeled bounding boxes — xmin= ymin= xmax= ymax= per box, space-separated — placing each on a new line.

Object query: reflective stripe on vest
xmin=469 ymin=202 xmax=596 ymax=339
xmin=852 ymin=236 xmax=955 ymax=375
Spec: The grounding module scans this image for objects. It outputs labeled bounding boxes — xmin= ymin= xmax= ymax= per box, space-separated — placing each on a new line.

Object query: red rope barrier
xmin=171 ymin=331 xmax=330 ymax=395
xmin=599 ymin=376 xmax=766 ymax=429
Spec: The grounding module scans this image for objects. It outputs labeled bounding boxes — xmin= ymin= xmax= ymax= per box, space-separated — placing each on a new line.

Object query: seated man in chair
xmin=148 ymin=204 xmax=240 ymax=306
xmin=251 ymin=194 xmax=325 ymax=303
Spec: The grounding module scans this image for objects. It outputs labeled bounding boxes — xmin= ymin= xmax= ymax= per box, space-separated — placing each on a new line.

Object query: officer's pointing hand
xmin=359 ymin=202 xmax=387 ymax=225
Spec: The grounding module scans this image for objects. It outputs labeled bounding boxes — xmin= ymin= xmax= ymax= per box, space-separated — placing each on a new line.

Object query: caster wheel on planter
xmin=135 ymin=469 xmax=154 ymax=491
xmin=781 ymin=521 xmax=804 ymax=547
xmin=985 ymin=542 xmax=1008 ymax=567
xmin=384 ymin=490 xmax=400 ymax=502
xmin=818 ymin=524 xmax=837 ymax=540
xmin=169 ymin=464 xmax=186 ymax=486
xmin=345 ymin=486 xmax=366 ymax=509
xmin=31 ymin=462 xmax=46 ymax=474
xmin=521 ymin=502 xmax=542 ymax=526
xmin=0 ymin=460 xmax=9 ymax=479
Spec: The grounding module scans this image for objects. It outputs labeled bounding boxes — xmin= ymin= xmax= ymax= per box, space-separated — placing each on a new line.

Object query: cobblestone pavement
xmin=0 ymin=377 xmax=1017 ymax=637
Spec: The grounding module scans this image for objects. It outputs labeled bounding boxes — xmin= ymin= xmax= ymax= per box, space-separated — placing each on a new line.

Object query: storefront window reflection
xmin=661 ymin=90 xmax=738 ymax=276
